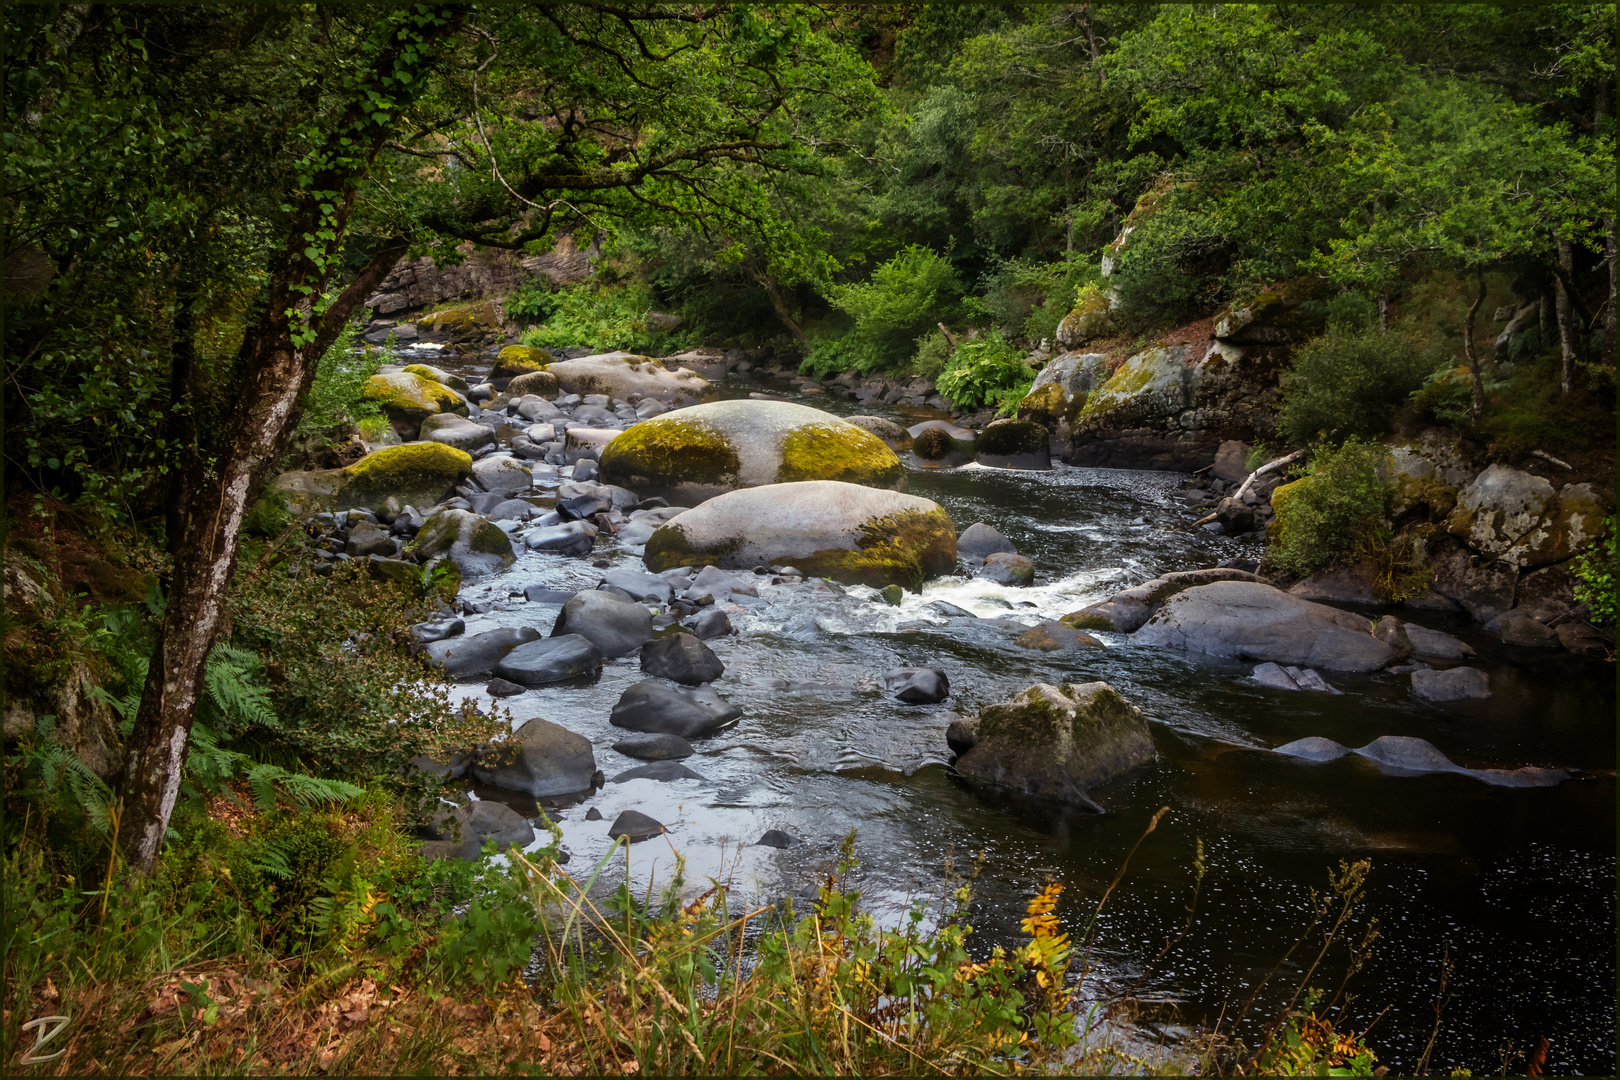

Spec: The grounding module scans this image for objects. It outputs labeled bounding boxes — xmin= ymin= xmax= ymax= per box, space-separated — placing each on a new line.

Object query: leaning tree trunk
xmin=1462 ymin=273 xmax=1487 ymax=418
xmin=1605 ymin=217 xmax=1617 ymax=363
xmin=120 ymin=241 xmax=406 ymax=869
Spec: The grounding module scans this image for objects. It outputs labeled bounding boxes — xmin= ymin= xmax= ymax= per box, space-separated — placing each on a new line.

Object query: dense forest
xmin=3 ymin=4 xmax=1615 ymax=1075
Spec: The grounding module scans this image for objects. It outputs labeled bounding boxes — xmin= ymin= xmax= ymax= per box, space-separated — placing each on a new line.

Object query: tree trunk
xmin=1555 ymin=237 xmax=1579 ymax=393
xmin=1462 ymin=273 xmax=1487 ymax=418
xmin=759 ymin=275 xmax=804 ymax=344
xmin=121 ymin=242 xmax=405 ymax=869
xmin=1540 ymin=291 xmax=1552 ymax=353
xmin=1606 ymin=217 xmax=1618 ymax=363
xmin=1377 ymin=290 xmax=1388 ymax=333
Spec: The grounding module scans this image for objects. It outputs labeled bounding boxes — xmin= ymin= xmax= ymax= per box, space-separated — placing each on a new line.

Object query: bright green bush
xmin=519 ymin=283 xmax=689 ymax=355
xmin=1571 ymin=514 xmax=1617 ymax=625
xmin=820 ymin=245 xmax=964 ymax=372
xmin=935 ymin=330 xmax=1036 ymax=413
xmin=1276 ymin=325 xmax=1439 ymax=447
xmin=1266 ymin=438 xmax=1390 ymax=578
xmin=298 ymin=323 xmax=384 ymax=432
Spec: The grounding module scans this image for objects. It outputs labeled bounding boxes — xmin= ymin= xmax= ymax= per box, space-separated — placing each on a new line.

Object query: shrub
xmin=1109 ymin=200 xmax=1229 ymax=327
xmin=1266 ymin=438 xmax=1390 ymax=579
xmin=1571 ymin=514 xmax=1617 ymax=625
xmin=518 ymin=283 xmax=689 ymax=355
xmin=298 ymin=323 xmax=384 ymax=433
xmin=822 ymin=245 xmax=964 ymax=372
xmin=909 ymin=326 xmax=954 ymax=379
xmin=503 ymin=275 xmax=552 ymax=322
xmin=979 ymin=257 xmax=1096 ymax=345
xmin=935 ymin=330 xmax=1036 ymax=413
xmin=1276 ymin=325 xmax=1440 ymax=447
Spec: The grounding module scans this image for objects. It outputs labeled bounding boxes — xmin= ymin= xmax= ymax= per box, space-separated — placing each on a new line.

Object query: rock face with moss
xmin=362 ymin=371 xmax=468 ymax=439
xmin=1017 ymin=352 xmax=1108 ymax=442
xmin=601 ymin=400 xmax=903 ymax=504
xmin=974 ymin=418 xmax=1051 ymax=470
xmin=335 ymin=443 xmax=473 ymax=513
xmin=492 ymin=345 xmax=553 ymax=382
xmin=503 ymin=368 xmax=560 ymax=399
xmin=643 ymin=480 xmax=956 ymax=590
xmin=415 ymin=299 xmax=501 ymax=343
xmin=410 ymin=508 xmax=516 ymax=578
xmin=547 ymin=351 xmax=710 ymax=405
xmin=1134 ymin=581 xmax=1395 ymax=672
xmin=843 ymin=415 xmax=912 ymax=452
xmin=1445 ymin=464 xmax=1603 ymax=569
xmin=951 ymin=682 xmax=1154 ymax=808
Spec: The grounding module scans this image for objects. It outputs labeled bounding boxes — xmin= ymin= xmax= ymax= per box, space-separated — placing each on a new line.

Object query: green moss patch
xmin=777 ymin=424 xmax=903 ymax=487
xmin=976 ymin=418 xmax=1049 ymax=457
xmin=493 ymin=345 xmax=554 ymax=381
xmin=337 ymin=443 xmax=472 ymax=511
xmin=599 ymin=417 xmax=741 ymax=493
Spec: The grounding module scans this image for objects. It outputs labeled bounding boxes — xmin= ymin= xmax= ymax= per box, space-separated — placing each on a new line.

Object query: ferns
xmin=13 ymin=717 xmax=119 ymax=835
xmin=244 ymin=763 xmax=362 ymax=812
xmin=201 ymin=642 xmax=278 ymax=734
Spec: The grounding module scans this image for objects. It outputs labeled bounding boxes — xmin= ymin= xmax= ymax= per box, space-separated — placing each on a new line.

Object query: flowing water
xmin=420 ymin=353 xmax=1616 ymax=1074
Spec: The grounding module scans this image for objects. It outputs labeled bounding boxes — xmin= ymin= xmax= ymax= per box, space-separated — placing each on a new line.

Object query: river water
xmin=424 ymin=357 xmax=1615 ymax=1074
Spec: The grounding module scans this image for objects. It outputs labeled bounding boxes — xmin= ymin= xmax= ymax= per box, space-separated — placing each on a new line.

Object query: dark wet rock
xmin=410 ymin=617 xmax=465 ymax=644
xmin=640 ymin=632 xmax=724 ymax=685
xmin=756 ymin=829 xmax=802 ymax=849
xmin=611 ymin=733 xmax=696 ymax=761
xmin=524 ymin=520 xmax=597 ymax=555
xmin=1063 ymin=568 xmax=1258 ymax=633
xmin=1212 ymin=497 xmax=1255 ymax=534
xmin=1013 ymin=622 xmax=1101 ymax=652
xmin=1289 ymin=561 xmax=1383 ymax=606
xmin=611 ymin=761 xmax=705 ymax=783
xmin=1372 ymin=616 xmax=1412 ymax=661
xmin=426 ymin=800 xmax=534 ymax=849
xmin=1273 ymin=734 xmax=1566 ymax=788
xmin=881 ymin=667 xmax=950 ymax=704
xmin=1484 ymin=611 xmax=1559 ymax=648
xmin=409 ymin=752 xmax=471 ymax=780
xmin=1133 ymin=581 xmax=1395 ymax=672
xmin=489 ymin=498 xmax=542 ymax=522
xmin=558 ymin=492 xmax=612 ymax=520
xmin=1411 ymin=667 xmax=1491 ymax=701
xmin=953 ymin=682 xmax=1154 ymax=810
xmin=571 ymin=457 xmax=600 ymax=483
xmin=610 ymin=678 xmax=742 ymax=738
xmin=423 ymin=626 xmax=542 ymax=679
xmin=956 ymin=522 xmax=1017 ymax=568
xmin=600 ymin=568 xmax=674 ymax=605
xmin=1403 ymin=623 xmax=1475 ymax=661
xmin=1428 ymin=540 xmax=1518 ymax=622
xmin=608 ymin=809 xmax=666 ymax=843
xmin=345 ymin=519 xmax=396 ymax=557
xmin=494 ymin=634 xmax=604 ymax=685
xmin=1556 ymin=621 xmax=1612 ymax=656
xmin=553 ymin=590 xmax=653 ymax=658
xmin=974 ymin=417 xmax=1051 ymax=470
xmin=928 ymin=600 xmax=977 ymax=619
xmin=945 ymin=716 xmax=978 ymax=756
xmin=524 ymin=585 xmax=576 ymax=604
xmin=879 ymin=583 xmax=904 ymax=606
xmin=485 ymin=677 xmax=527 ymax=697
xmin=585 ymin=806 xmax=603 ymax=821
xmin=683 ymin=606 xmax=733 ymax=640
xmin=471 ymin=717 xmax=598 ymax=798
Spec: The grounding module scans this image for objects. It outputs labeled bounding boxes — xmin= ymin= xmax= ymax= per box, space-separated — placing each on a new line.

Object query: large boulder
xmin=1446 ymin=464 xmax=1605 ymax=569
xmin=470 ymin=455 xmax=532 ymax=496
xmin=401 ymin=363 xmax=471 ymax=395
xmin=953 ymin=682 xmax=1154 ymax=808
xmin=425 ymin=800 xmax=534 ymax=851
xmin=957 ymin=522 xmax=1017 ymax=568
xmin=336 ymin=443 xmax=472 ymax=513
xmin=492 ymin=345 xmax=553 ymax=382
xmin=363 ymin=371 xmax=467 ymax=438
xmin=1133 ymin=581 xmax=1396 ymax=672
xmin=547 ymin=351 xmax=709 ymax=405
xmin=1410 ymin=666 xmax=1491 ymax=701
xmin=552 ymin=590 xmax=653 ymax=657
xmin=416 ymin=300 xmax=501 ymax=342
xmin=472 ymin=717 xmax=598 ymax=798
xmin=642 ymin=480 xmax=956 ymax=591
xmin=411 ymin=508 xmax=515 ymax=578
xmin=908 ymin=421 xmax=976 ymax=469
xmin=494 ymin=634 xmax=604 ymax=685
xmin=599 ymin=399 xmax=903 ymax=504
xmin=974 ymin=418 xmax=1051 ymax=470
xmin=640 ymin=633 xmax=724 ymax=685
xmin=423 ymin=626 xmax=542 ymax=679
xmin=1062 ymin=568 xmax=1259 ymax=633
xmin=1017 ymin=352 xmax=1109 ymax=435
xmin=612 ymin=732 xmax=695 ymax=761
xmin=505 ymin=368 xmax=561 ymax=400
xmin=610 ymin=679 xmax=742 ymax=739
xmin=420 ymin=412 xmax=495 ymax=453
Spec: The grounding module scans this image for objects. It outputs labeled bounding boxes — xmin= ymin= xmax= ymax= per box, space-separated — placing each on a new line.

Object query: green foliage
xmin=1571 ymin=514 xmax=1617 ymax=626
xmin=819 ymin=245 xmax=965 ymax=373
xmin=1267 ymin=438 xmax=1391 ymax=579
xmin=518 ymin=283 xmax=689 ymax=355
xmin=298 ymin=323 xmax=384 ymax=433
xmin=1276 ymin=325 xmax=1442 ymax=447
xmin=935 ymin=330 xmax=1036 ymax=413
xmin=980 ymin=256 xmax=1096 ymax=344
xmin=503 ymin=275 xmax=553 ymax=322
xmin=909 ymin=326 xmax=954 ymax=380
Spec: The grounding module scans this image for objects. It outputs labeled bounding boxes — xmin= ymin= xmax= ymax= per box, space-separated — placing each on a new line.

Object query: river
xmin=419 ymin=355 xmax=1616 ymax=1074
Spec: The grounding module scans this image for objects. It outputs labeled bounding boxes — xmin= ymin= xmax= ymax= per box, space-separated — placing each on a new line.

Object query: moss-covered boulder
xmin=907 ymin=420 xmax=976 ymax=470
xmin=335 ymin=442 xmax=473 ymax=513
xmin=363 ymin=371 xmax=468 ymax=439
xmin=416 ymin=300 xmax=500 ymax=341
xmin=952 ymin=682 xmax=1154 ymax=808
xmin=974 ymin=418 xmax=1051 ymax=470
xmin=492 ymin=345 xmax=553 ymax=382
xmin=410 ymin=508 xmax=515 ymax=579
xmin=643 ymin=480 xmax=956 ymax=591
xmin=548 ymin=351 xmax=710 ymax=405
xmin=1018 ymin=352 xmax=1108 ymax=429
xmin=401 ymin=363 xmax=471 ymax=395
xmin=600 ymin=400 xmax=903 ymax=504
xmin=505 ymin=368 xmax=561 ymax=399
xmin=1445 ymin=464 xmax=1605 ymax=569
xmin=1055 ymin=284 xmax=1112 ymax=349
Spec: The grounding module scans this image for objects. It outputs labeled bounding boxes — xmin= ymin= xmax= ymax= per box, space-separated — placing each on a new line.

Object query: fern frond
xmin=204 ymin=643 xmax=278 ymax=732
xmin=279 ymin=771 xmax=363 ymax=809
xmin=245 ymin=762 xmax=283 ymax=812
xmin=65 ymin=758 xmax=116 ymax=835
xmin=249 ymin=842 xmax=293 ymax=879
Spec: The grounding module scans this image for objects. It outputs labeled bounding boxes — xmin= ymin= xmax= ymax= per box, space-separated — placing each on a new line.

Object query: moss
xmin=1018 ymin=382 xmax=1068 ymax=425
xmin=976 ymin=418 xmax=1049 ymax=456
xmin=879 ymin=583 xmax=904 ymax=606
xmin=468 ymin=518 xmax=515 ymax=557
xmin=643 ymin=524 xmax=743 ymax=573
xmin=401 ymin=364 xmax=471 ymax=394
xmin=777 ymin=424 xmax=903 ymax=487
xmin=1060 ymin=611 xmax=1114 ymax=632
xmin=913 ymin=428 xmax=958 ymax=460
xmin=417 ymin=300 xmax=499 ymax=335
xmin=977 ymin=683 xmax=1145 ymax=764
xmin=506 ymin=369 xmax=560 ymax=398
xmin=493 ymin=345 xmax=554 ymax=380
xmin=599 ymin=417 xmax=741 ymax=492
xmin=362 ymin=372 xmax=465 ymax=418
xmin=337 ymin=442 xmax=472 ymax=511
xmin=1014 ymin=626 xmax=1065 ymax=651
xmin=1079 ymin=351 xmax=1160 ymax=419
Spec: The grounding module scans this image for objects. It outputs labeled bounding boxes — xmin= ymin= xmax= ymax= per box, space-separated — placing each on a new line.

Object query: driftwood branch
xmin=1235 ymin=449 xmax=1306 ymax=502
xmin=937 ymin=322 xmax=958 ymax=352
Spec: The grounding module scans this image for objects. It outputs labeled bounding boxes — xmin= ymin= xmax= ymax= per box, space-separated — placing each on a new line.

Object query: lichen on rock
xmin=493 ymin=345 xmax=553 ymax=381
xmin=336 ymin=442 xmax=472 ymax=512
